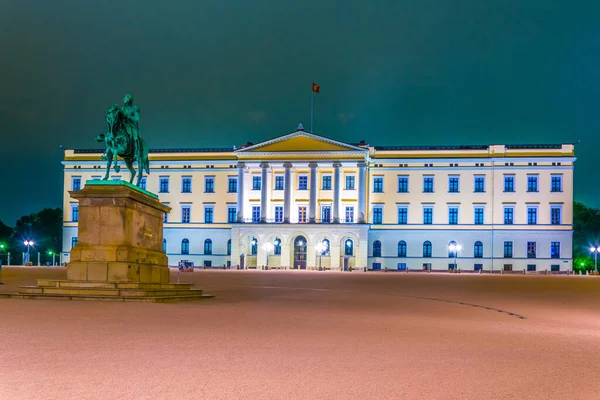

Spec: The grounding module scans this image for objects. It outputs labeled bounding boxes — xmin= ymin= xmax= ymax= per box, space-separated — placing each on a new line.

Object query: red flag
xmin=312 ymin=82 xmax=320 ymax=93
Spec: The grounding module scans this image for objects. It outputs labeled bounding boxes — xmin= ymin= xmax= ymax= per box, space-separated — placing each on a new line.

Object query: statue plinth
xmin=67 ymin=181 xmax=171 ymax=283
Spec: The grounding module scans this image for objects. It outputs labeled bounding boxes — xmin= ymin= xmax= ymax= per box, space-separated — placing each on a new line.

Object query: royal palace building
xmin=61 ymin=124 xmax=575 ymax=272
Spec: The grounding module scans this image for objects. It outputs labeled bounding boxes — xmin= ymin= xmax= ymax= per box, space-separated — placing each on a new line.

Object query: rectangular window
xmin=423 ymin=207 xmax=433 ymax=224
xmin=163 ymin=205 xmax=169 ymax=223
xmin=204 ymin=177 xmax=214 ymax=193
xmin=448 ymin=207 xmax=459 ymax=224
xmin=204 ymin=206 xmax=213 ymax=223
xmin=527 ymin=264 xmax=537 ymax=272
xmin=228 ymin=207 xmax=237 ymax=223
xmin=181 ymin=205 xmax=191 ymax=223
xmin=397 ymin=263 xmax=407 ymax=271
xmin=345 ymin=206 xmax=354 ymax=223
xmin=373 ymin=207 xmax=383 ymax=224
xmin=551 ymin=175 xmax=562 ymax=192
xmin=252 ymin=176 xmax=261 ymax=190
xmin=345 ymin=175 xmax=355 ymax=190
xmin=527 ymin=207 xmax=537 ymax=225
xmin=71 ymin=205 xmax=79 ymax=222
xmin=274 ymin=206 xmax=283 ymax=223
xmin=398 ymin=176 xmax=409 ymax=193
xmin=504 ymin=241 xmax=513 ymax=258
xmin=474 ymin=207 xmax=484 ymax=225
xmin=551 ymin=242 xmax=560 ymax=259
xmin=298 ymin=206 xmax=307 ymax=223
xmin=182 ymin=177 xmax=192 ymax=193
xmin=474 ymin=176 xmax=485 ymax=193
xmin=72 ymin=177 xmax=81 ymax=191
xmin=252 ymin=206 xmax=260 ymax=223
xmin=274 ymin=175 xmax=284 ymax=191
xmin=298 ymin=175 xmax=308 ymax=190
xmin=527 ymin=175 xmax=538 ymax=192
xmin=321 ymin=206 xmax=331 ymax=223
xmin=228 ymin=177 xmax=238 ymax=193
xmin=551 ymin=206 xmax=562 ymax=225
xmin=504 ymin=207 xmax=514 ymax=225
xmin=139 ymin=177 xmax=146 ymax=190
xmin=397 ymin=207 xmax=408 ymax=224
xmin=551 ymin=265 xmax=560 ymax=272
xmin=112 ymin=177 xmax=121 ymax=181
xmin=527 ymin=242 xmax=537 ymax=259
xmin=71 ymin=237 xmax=78 ymax=249
xmin=373 ymin=177 xmax=383 ymax=193
xmin=423 ymin=176 xmax=434 ymax=193
xmin=322 ymin=175 xmax=332 ymax=190
xmin=448 ymin=176 xmax=460 ymax=193
xmin=159 ymin=176 xmax=169 ymax=193
xmin=504 ymin=175 xmax=514 ymax=192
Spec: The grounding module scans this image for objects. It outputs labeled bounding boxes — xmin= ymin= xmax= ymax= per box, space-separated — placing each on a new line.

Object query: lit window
xmin=182 ymin=177 xmax=192 ymax=193
xmin=398 ymin=176 xmax=408 ymax=193
xmin=474 ymin=176 xmax=485 ymax=193
xmin=373 ymin=177 xmax=383 ymax=193
xmin=205 ymin=177 xmax=214 ymax=193
xmin=448 ymin=176 xmax=459 ymax=193
xmin=423 ymin=176 xmax=434 ymax=193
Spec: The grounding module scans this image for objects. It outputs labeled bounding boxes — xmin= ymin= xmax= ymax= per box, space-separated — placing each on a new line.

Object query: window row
xmin=372 ymin=174 xmax=563 ymax=194
xmin=370 ymin=240 xmax=561 ymax=259
xmin=175 ymin=238 xmax=232 ymax=255
xmin=372 ymin=205 xmax=563 ymax=225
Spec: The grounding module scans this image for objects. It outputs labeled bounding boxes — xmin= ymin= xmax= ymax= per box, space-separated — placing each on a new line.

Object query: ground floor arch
xmin=292 ymin=235 xmax=308 ymax=269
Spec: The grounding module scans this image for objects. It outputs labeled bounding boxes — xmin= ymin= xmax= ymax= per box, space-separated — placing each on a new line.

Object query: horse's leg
xmin=102 ymin=150 xmax=112 ymax=180
xmin=126 ymin=158 xmax=136 ymax=184
xmin=113 ymin=153 xmax=120 ymax=173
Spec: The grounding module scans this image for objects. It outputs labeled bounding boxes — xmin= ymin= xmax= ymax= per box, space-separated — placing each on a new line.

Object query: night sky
xmin=1 ymin=1 xmax=598 ymax=224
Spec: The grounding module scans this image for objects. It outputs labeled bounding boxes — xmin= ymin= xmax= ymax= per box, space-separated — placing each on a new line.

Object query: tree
xmin=573 ymin=201 xmax=600 ymax=259
xmin=10 ymin=208 xmax=63 ymax=259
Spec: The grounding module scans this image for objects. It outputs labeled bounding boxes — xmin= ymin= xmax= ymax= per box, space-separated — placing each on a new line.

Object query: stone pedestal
xmin=10 ymin=181 xmax=213 ymax=302
xmin=67 ymin=181 xmax=171 ymax=283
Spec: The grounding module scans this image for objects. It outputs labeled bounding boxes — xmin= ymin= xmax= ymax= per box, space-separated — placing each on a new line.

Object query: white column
xmin=333 ymin=162 xmax=342 ymax=223
xmin=236 ymin=162 xmax=246 ymax=222
xmin=309 ymin=162 xmax=318 ymax=223
xmin=283 ymin=162 xmax=293 ymax=223
xmin=357 ymin=161 xmax=367 ymax=223
xmin=260 ymin=162 xmax=269 ymax=223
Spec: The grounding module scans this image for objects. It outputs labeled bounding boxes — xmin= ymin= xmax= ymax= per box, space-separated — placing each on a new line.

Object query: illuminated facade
xmin=62 ymin=125 xmax=575 ymax=272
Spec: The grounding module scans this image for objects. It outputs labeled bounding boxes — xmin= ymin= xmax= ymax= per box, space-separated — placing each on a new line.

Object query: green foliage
xmin=573 ymin=255 xmax=595 ymax=272
xmin=0 ymin=219 xmax=13 ymax=250
xmin=573 ymin=201 xmax=600 ymax=258
xmin=10 ymin=208 xmax=63 ymax=254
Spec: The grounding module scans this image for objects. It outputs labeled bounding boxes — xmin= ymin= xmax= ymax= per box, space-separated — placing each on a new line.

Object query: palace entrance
xmin=293 ymin=236 xmax=307 ymax=269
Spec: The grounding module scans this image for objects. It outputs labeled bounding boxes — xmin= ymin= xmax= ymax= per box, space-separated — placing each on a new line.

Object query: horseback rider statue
xmin=96 ymin=93 xmax=149 ymax=187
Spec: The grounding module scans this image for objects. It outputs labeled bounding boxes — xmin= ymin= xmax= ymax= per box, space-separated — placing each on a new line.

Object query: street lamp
xmin=589 ymin=247 xmax=599 ymax=272
xmin=262 ymin=242 xmax=273 ymax=270
xmin=23 ymin=240 xmax=34 ymax=265
xmin=48 ymin=250 xmax=56 ymax=267
xmin=448 ymin=243 xmax=461 ymax=271
xmin=315 ymin=241 xmax=327 ymax=271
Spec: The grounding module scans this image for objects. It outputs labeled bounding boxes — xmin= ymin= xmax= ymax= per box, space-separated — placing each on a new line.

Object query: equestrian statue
xmin=96 ymin=93 xmax=149 ymax=187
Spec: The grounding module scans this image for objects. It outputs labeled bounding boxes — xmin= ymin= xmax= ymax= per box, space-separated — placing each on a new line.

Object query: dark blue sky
xmin=0 ymin=0 xmax=598 ymax=224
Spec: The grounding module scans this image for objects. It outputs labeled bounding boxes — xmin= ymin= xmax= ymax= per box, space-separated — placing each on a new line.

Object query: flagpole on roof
xmin=310 ymin=90 xmax=314 ymax=133
xmin=311 ymin=82 xmax=320 ymax=133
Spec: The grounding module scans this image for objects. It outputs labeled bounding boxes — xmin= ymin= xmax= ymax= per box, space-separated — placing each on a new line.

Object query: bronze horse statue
xmin=96 ymin=103 xmax=149 ymax=187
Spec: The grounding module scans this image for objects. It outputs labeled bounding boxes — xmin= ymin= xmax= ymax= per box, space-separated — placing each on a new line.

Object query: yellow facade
xmin=62 ymin=128 xmax=575 ymax=272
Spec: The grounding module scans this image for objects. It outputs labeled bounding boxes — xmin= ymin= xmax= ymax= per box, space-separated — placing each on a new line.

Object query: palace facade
xmin=62 ymin=125 xmax=575 ymax=272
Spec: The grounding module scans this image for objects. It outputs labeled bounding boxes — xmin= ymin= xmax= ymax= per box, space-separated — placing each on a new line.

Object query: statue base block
xmin=67 ymin=181 xmax=170 ymax=283
xmin=13 ymin=181 xmax=213 ymax=303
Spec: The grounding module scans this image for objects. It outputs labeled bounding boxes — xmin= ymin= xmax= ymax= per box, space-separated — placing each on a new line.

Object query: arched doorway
xmin=293 ymin=236 xmax=307 ymax=269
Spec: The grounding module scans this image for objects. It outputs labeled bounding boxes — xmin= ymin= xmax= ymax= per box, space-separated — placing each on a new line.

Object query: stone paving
xmin=0 ymin=267 xmax=599 ymax=400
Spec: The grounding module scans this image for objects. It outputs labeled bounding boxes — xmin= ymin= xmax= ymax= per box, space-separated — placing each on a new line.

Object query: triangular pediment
xmin=236 ymin=130 xmax=366 ymax=153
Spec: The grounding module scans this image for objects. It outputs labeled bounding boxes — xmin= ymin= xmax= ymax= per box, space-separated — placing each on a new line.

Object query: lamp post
xmin=23 ymin=240 xmax=34 ymax=265
xmin=448 ymin=243 xmax=461 ymax=271
xmin=262 ymin=242 xmax=273 ymax=270
xmin=48 ymin=250 xmax=56 ymax=267
xmin=589 ymin=247 xmax=599 ymax=273
xmin=315 ymin=241 xmax=327 ymax=271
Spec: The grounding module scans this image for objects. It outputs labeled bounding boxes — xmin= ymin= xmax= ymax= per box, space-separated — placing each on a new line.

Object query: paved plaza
xmin=0 ymin=267 xmax=599 ymax=399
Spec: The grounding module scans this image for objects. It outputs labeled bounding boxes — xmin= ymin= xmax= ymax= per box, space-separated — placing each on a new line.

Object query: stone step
xmin=11 ymin=293 xmax=214 ymax=303
xmin=20 ymin=286 xmax=203 ymax=298
xmin=36 ymin=280 xmax=193 ymax=290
